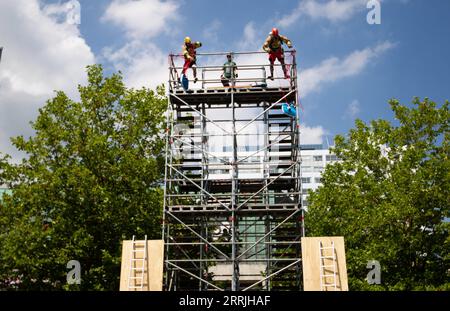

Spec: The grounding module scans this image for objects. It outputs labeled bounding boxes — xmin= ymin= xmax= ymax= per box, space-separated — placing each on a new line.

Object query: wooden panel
xmin=147 ymin=240 xmax=164 ymax=291
xmin=119 ymin=240 xmax=164 ymax=291
xmin=119 ymin=240 xmax=132 ymax=291
xmin=301 ymin=236 xmax=348 ymax=291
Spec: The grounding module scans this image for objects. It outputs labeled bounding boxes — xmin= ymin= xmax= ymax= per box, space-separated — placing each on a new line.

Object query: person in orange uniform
xmin=262 ymin=28 xmax=293 ymax=80
xmin=182 ymin=36 xmax=202 ymax=83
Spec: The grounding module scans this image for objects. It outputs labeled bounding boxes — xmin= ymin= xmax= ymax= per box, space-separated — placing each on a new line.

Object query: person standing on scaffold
xmin=181 ymin=36 xmax=202 ymax=89
xmin=221 ymin=53 xmax=238 ymax=88
xmin=262 ymin=28 xmax=293 ymax=80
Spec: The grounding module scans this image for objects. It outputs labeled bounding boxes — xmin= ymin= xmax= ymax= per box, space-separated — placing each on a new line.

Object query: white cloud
xmin=102 ymin=0 xmax=182 ymax=90
xmin=43 ymin=0 xmax=81 ymax=25
xmin=345 ymin=99 xmax=361 ymax=118
xmin=0 ymin=0 xmax=95 ymax=159
xmin=237 ymin=22 xmax=259 ymax=51
xmin=300 ymin=41 xmax=394 ymax=96
xmin=103 ymin=41 xmax=167 ymax=90
xmin=300 ymin=124 xmax=327 ymax=144
xmin=102 ymin=0 xmax=180 ymax=39
xmin=202 ymin=19 xmax=222 ymax=44
xmin=279 ymin=0 xmax=367 ymax=28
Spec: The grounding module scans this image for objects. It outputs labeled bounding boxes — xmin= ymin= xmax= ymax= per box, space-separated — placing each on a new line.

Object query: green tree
xmin=0 ymin=65 xmax=167 ymax=290
xmin=307 ymin=98 xmax=449 ymax=290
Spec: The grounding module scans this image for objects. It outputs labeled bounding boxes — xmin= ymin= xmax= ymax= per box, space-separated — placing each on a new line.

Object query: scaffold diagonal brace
xmin=170 ymin=93 xmax=233 ymax=135
xmin=236 ymin=209 xmax=300 ymax=260
xmin=171 ymin=135 xmax=230 ymax=164
xmin=236 ymin=161 xmax=299 ymax=210
xmin=166 ymin=261 xmax=224 ymax=291
xmin=168 ymin=165 xmax=231 ymax=211
xmin=242 ymin=259 xmax=301 ymax=291
xmin=166 ymin=211 xmax=231 ymax=260
xmin=236 ymin=89 xmax=296 ymax=134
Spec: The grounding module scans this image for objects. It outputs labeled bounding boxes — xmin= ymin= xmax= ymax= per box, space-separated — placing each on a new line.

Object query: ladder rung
xmin=128 ymin=286 xmax=145 ymax=289
xmin=322 ymin=274 xmax=336 ymax=277
xmin=132 ymin=249 xmax=146 ymax=252
xmin=320 ymin=264 xmax=336 ymax=268
xmin=320 ymin=246 xmax=335 ymax=250
xmin=320 ymin=255 xmax=335 ymax=259
xmin=131 ymin=258 xmax=146 ymax=261
xmin=322 ymin=284 xmax=337 ymax=287
xmin=131 ymin=267 xmax=146 ymax=270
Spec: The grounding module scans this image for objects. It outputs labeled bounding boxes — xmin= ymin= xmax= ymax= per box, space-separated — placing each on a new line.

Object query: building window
xmin=313 ymin=166 xmax=323 ymax=173
xmin=301 ymin=177 xmax=311 ymax=184
xmin=326 ymin=155 xmax=339 ymax=161
xmin=302 ymin=166 xmax=312 ymax=173
xmin=314 ymin=177 xmax=322 ymax=183
xmin=302 ymin=155 xmax=312 ymax=162
xmin=313 ymin=155 xmax=323 ymax=161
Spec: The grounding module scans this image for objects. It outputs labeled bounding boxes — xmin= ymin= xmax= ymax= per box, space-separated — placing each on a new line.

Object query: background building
xmin=300 ymin=144 xmax=339 ymax=209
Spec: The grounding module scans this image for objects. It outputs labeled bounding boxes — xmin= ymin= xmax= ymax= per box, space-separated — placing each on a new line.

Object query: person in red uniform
xmin=182 ymin=36 xmax=202 ymax=83
xmin=262 ymin=28 xmax=293 ymax=80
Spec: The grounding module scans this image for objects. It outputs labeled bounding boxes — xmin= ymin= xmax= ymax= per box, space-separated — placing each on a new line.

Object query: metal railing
xmin=168 ymin=50 xmax=297 ymax=91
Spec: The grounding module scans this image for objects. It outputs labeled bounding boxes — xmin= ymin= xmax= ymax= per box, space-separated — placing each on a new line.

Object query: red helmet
xmin=272 ymin=28 xmax=279 ymax=37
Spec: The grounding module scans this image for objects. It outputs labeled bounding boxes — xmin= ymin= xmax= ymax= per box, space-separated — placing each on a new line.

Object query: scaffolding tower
xmin=163 ymin=50 xmax=304 ymax=291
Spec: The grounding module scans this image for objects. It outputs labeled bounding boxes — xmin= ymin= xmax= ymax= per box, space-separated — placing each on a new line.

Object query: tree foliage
xmin=307 ymin=98 xmax=449 ymax=290
xmin=0 ymin=65 xmax=167 ymax=290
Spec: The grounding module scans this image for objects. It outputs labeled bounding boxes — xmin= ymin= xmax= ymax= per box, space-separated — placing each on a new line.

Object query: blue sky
xmin=0 ymin=0 xmax=449 ymax=160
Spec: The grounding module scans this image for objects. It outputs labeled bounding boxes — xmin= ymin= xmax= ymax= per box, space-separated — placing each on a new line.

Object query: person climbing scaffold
xmin=181 ymin=36 xmax=202 ymax=88
xmin=262 ymin=28 xmax=293 ymax=80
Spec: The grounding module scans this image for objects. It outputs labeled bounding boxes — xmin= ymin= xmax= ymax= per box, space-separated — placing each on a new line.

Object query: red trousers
xmin=268 ymin=49 xmax=284 ymax=64
xmin=182 ymin=58 xmax=196 ymax=75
